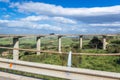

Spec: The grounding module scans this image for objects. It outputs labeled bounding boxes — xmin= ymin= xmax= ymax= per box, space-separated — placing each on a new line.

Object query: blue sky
xmin=0 ymin=0 xmax=120 ymax=34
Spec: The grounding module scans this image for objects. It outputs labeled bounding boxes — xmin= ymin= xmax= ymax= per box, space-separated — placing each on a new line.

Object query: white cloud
xmin=32 ymin=24 xmax=62 ymax=31
xmin=20 ymin=15 xmax=77 ymax=24
xmin=0 ymin=0 xmax=9 ymax=3
xmin=89 ymin=22 xmax=120 ymax=27
xmin=108 ymin=29 xmax=117 ymax=32
xmin=0 ymin=19 xmax=62 ymax=31
xmin=53 ymin=17 xmax=76 ymax=24
xmin=2 ymin=14 xmax=10 ymax=19
xmin=21 ymin=15 xmax=49 ymax=21
xmin=0 ymin=1 xmax=120 ymax=34
xmin=0 ymin=20 xmax=9 ymax=23
xmin=10 ymin=2 xmax=120 ymax=17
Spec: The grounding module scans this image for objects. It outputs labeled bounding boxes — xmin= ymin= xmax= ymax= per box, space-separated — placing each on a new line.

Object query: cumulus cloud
xmin=21 ymin=15 xmax=77 ymax=24
xmin=0 ymin=19 xmax=62 ymax=31
xmin=9 ymin=2 xmax=120 ymax=24
xmin=21 ymin=16 xmax=49 ymax=21
xmin=1 ymin=1 xmax=119 ymax=34
xmin=52 ymin=17 xmax=76 ymax=24
xmin=10 ymin=2 xmax=120 ymax=16
xmin=89 ymin=22 xmax=120 ymax=27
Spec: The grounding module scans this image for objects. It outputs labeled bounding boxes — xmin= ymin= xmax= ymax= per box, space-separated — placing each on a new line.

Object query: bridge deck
xmin=0 ymin=34 xmax=119 ymax=38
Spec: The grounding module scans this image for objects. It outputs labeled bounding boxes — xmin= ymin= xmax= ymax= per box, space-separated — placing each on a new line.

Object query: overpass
xmin=0 ymin=34 xmax=119 ymax=55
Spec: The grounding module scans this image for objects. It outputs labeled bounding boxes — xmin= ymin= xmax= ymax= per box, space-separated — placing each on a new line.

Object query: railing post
xmin=36 ymin=36 xmax=41 ymax=55
xmin=58 ymin=36 xmax=62 ymax=53
xmin=67 ymin=51 xmax=72 ymax=67
xmin=103 ymin=36 xmax=107 ymax=50
xmin=79 ymin=35 xmax=83 ymax=49
xmin=13 ymin=37 xmax=19 ymax=60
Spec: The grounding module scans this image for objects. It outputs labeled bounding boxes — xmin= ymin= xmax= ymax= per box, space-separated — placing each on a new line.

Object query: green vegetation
xmin=106 ymin=40 xmax=120 ymax=53
xmin=0 ymin=36 xmax=120 ymax=79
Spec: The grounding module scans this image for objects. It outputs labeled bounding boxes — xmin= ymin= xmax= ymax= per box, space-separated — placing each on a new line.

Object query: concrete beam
xmin=79 ymin=35 xmax=83 ymax=49
xmin=58 ymin=36 xmax=62 ymax=53
xmin=13 ymin=38 xmax=19 ymax=60
xmin=103 ymin=36 xmax=107 ymax=50
xmin=36 ymin=37 xmax=41 ymax=55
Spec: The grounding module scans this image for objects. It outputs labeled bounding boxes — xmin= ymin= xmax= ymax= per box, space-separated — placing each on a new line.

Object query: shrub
xmin=88 ymin=36 xmax=103 ymax=49
xmin=106 ymin=40 xmax=120 ymax=53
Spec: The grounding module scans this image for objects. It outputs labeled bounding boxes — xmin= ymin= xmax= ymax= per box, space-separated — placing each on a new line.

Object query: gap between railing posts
xmin=67 ymin=51 xmax=72 ymax=67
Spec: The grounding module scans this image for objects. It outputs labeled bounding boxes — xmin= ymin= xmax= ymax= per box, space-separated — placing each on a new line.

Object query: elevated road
xmin=0 ymin=33 xmax=119 ymax=38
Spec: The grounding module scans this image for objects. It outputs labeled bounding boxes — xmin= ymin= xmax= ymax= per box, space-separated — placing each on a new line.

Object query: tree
xmin=89 ymin=36 xmax=103 ymax=49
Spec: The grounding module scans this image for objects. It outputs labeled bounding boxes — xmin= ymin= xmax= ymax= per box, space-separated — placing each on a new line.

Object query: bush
xmin=111 ymin=40 xmax=120 ymax=44
xmin=107 ymin=45 xmax=120 ymax=53
xmin=88 ymin=36 xmax=103 ymax=49
xmin=106 ymin=40 xmax=120 ymax=53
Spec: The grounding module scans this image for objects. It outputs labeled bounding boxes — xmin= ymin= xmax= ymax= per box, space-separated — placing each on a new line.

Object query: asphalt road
xmin=0 ymin=76 xmax=15 ymax=80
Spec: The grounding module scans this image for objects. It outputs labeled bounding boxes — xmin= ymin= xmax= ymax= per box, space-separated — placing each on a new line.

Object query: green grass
xmin=81 ymin=49 xmax=107 ymax=53
xmin=20 ymin=53 xmax=120 ymax=73
xmin=0 ymin=38 xmax=12 ymax=45
xmin=80 ymin=56 xmax=120 ymax=73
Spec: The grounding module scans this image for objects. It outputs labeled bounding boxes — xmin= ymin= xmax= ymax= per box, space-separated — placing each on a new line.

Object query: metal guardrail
xmin=0 ymin=58 xmax=120 ymax=80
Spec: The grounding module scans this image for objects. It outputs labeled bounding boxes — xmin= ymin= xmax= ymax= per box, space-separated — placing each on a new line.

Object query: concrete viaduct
xmin=0 ymin=34 xmax=119 ymax=61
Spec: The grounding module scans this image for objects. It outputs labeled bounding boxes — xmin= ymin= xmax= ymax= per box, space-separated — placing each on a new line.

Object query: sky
xmin=0 ymin=0 xmax=120 ymax=34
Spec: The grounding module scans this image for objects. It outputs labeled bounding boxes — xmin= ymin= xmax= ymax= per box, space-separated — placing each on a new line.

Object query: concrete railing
xmin=0 ymin=58 xmax=120 ymax=80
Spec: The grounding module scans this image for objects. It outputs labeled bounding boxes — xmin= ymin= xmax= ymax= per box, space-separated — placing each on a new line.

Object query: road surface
xmin=0 ymin=71 xmax=41 ymax=80
xmin=0 ymin=76 xmax=15 ymax=80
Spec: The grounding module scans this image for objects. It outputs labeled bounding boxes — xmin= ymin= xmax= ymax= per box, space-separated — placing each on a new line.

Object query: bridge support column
xmin=103 ymin=36 xmax=107 ymax=50
xmin=79 ymin=35 xmax=83 ymax=49
xmin=36 ymin=37 xmax=41 ymax=55
xmin=58 ymin=36 xmax=62 ymax=53
xmin=13 ymin=37 xmax=19 ymax=60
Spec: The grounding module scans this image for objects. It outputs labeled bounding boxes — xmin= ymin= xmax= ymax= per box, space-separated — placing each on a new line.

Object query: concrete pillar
xmin=103 ymin=36 xmax=107 ymax=50
xmin=79 ymin=35 xmax=83 ymax=49
xmin=58 ymin=36 xmax=62 ymax=53
xmin=13 ymin=37 xmax=19 ymax=60
xmin=36 ymin=37 xmax=41 ymax=55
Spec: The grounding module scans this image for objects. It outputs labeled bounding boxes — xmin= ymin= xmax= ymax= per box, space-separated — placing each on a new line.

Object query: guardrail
xmin=0 ymin=58 xmax=120 ymax=80
xmin=0 ymin=46 xmax=120 ymax=56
